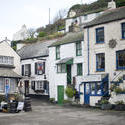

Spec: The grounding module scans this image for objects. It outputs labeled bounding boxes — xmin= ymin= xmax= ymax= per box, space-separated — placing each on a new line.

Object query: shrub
xmin=38 ymin=32 xmax=47 ymax=37
xmin=114 ymin=87 xmax=123 ymax=94
xmin=0 ymin=95 xmax=6 ymax=102
xmin=115 ymin=100 xmax=124 ymax=105
xmin=100 ymin=99 xmax=109 ymax=104
xmin=65 ymin=86 xmax=75 ymax=98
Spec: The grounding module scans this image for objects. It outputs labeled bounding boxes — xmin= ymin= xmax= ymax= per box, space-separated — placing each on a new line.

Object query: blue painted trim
xmin=121 ymin=23 xmax=125 ymax=39
xmin=116 ymin=50 xmax=125 ymax=70
xmin=87 ymin=28 xmax=90 ymax=75
xmin=96 ymin=27 xmax=104 ymax=43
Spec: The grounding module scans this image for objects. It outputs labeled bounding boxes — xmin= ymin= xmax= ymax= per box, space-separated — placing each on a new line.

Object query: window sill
xmin=115 ymin=69 xmax=125 ymax=71
xmin=120 ymin=38 xmax=125 ymax=41
xmin=96 ymin=70 xmax=105 ymax=72
xmin=95 ymin=42 xmax=105 ymax=45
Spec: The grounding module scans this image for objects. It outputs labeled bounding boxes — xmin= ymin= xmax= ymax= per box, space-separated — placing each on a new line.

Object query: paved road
xmin=0 ymin=98 xmax=125 ymax=125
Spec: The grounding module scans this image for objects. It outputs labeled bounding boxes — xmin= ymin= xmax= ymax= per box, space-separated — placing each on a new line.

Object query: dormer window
xmin=0 ymin=56 xmax=14 ymax=65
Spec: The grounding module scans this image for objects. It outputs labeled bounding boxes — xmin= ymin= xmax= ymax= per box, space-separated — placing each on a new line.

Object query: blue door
xmin=84 ymin=83 xmax=90 ymax=104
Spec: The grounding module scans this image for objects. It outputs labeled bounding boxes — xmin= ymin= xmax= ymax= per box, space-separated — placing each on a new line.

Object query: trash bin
xmin=24 ymin=97 xmax=32 ymax=112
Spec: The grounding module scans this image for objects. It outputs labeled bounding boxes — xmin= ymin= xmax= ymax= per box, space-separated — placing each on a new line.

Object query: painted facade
xmin=18 ymin=39 xmax=57 ymax=96
xmin=0 ymin=41 xmax=21 ymax=95
xmin=80 ymin=7 xmax=125 ymax=106
xmin=49 ymin=32 xmax=84 ymax=101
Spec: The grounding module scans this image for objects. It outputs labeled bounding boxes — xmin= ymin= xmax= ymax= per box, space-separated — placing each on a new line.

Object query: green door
xmin=57 ymin=85 xmax=64 ymax=105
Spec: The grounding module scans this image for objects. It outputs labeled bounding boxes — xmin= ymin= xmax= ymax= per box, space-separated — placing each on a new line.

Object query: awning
xmin=0 ymin=68 xmax=22 ymax=78
xmin=56 ymin=57 xmax=73 ymax=65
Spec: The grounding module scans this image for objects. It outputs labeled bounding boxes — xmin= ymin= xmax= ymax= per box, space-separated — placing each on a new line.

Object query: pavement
xmin=0 ymin=97 xmax=125 ymax=125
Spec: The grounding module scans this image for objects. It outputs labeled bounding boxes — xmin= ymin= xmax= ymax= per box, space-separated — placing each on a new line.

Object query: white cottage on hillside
xmin=65 ymin=0 xmax=116 ymax=33
xmin=80 ymin=6 xmax=125 ymax=106
xmin=49 ymin=31 xmax=84 ymax=103
xmin=17 ymin=39 xmax=57 ymax=96
xmin=0 ymin=40 xmax=21 ymax=95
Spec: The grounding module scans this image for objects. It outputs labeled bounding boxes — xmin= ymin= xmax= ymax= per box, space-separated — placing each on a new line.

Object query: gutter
xmin=87 ymin=28 xmax=90 ymax=75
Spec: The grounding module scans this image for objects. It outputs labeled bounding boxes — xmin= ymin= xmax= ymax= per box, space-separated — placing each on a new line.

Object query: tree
xmin=28 ymin=28 xmax=36 ymax=38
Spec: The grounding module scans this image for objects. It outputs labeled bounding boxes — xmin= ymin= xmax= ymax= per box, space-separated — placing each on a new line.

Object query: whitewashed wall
xmin=84 ymin=19 xmax=125 ymax=85
xmin=49 ymin=41 xmax=84 ymax=101
xmin=0 ymin=41 xmax=21 ymax=74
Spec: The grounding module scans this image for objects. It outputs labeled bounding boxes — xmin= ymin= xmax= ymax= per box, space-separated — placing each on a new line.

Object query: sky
xmin=0 ymin=0 xmax=96 ymax=40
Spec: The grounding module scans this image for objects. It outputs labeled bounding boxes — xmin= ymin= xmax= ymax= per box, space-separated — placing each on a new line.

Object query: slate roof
xmin=17 ymin=39 xmax=57 ymax=60
xmin=0 ymin=68 xmax=21 ymax=78
xmin=84 ymin=6 xmax=125 ymax=28
xmin=49 ymin=31 xmax=83 ymax=47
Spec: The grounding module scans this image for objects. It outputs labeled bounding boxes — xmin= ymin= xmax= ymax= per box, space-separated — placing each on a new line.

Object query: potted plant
xmin=115 ymin=101 xmax=125 ymax=111
xmin=101 ymin=99 xmax=112 ymax=110
xmin=65 ymin=86 xmax=76 ymax=101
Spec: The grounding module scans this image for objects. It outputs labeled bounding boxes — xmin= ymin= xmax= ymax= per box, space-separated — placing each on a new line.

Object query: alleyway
xmin=0 ymin=97 xmax=125 ymax=125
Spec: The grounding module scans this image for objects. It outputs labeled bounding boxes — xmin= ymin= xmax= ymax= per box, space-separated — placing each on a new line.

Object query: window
xmin=76 ymin=42 xmax=82 ymax=56
xmin=84 ymin=15 xmax=88 ymax=20
xmin=24 ymin=64 xmax=31 ymax=76
xmin=0 ymin=78 xmax=4 ymax=92
xmin=77 ymin=63 xmax=82 ymax=76
xmin=0 ymin=56 xmax=14 ymax=65
xmin=96 ymin=53 xmax=105 ymax=71
xmin=10 ymin=79 xmax=16 ymax=92
xmin=90 ymin=83 xmax=102 ymax=95
xmin=122 ymin=23 xmax=125 ymax=39
xmin=35 ymin=62 xmax=45 ymax=75
xmin=96 ymin=27 xmax=104 ymax=43
xmin=56 ymin=46 xmax=60 ymax=60
xmin=37 ymin=81 xmax=43 ymax=90
xmin=116 ymin=50 xmax=125 ymax=70
xmin=57 ymin=64 xmax=66 ymax=73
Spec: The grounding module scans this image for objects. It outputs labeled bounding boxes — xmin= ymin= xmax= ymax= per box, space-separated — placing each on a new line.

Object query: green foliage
xmin=110 ymin=84 xmax=117 ymax=92
xmin=114 ymin=87 xmax=123 ymax=94
xmin=115 ymin=100 xmax=124 ymax=105
xmin=0 ymin=95 xmax=6 ymax=102
xmin=63 ymin=100 xmax=71 ymax=104
xmin=65 ymin=86 xmax=75 ymax=98
xmin=49 ymin=98 xmax=55 ymax=103
xmin=38 ymin=32 xmax=47 ymax=37
xmin=101 ymin=99 xmax=109 ymax=104
xmin=26 ymin=38 xmax=37 ymax=43
xmin=116 ymin=0 xmax=125 ymax=7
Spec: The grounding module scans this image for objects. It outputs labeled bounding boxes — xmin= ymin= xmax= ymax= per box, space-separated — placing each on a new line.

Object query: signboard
xmin=82 ymin=75 xmax=102 ymax=82
xmin=17 ymin=102 xmax=24 ymax=110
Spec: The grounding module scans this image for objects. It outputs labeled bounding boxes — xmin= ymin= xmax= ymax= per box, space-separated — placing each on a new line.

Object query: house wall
xmin=65 ymin=12 xmax=103 ymax=32
xmin=84 ymin=19 xmax=125 ymax=83
xmin=0 ymin=41 xmax=21 ymax=74
xmin=21 ymin=56 xmax=49 ymax=95
xmin=49 ymin=41 xmax=84 ymax=101
xmin=81 ymin=19 xmax=125 ymax=105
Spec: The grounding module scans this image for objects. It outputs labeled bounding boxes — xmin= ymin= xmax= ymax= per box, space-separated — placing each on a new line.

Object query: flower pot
xmin=101 ymin=104 xmax=112 ymax=110
xmin=115 ymin=104 xmax=125 ymax=111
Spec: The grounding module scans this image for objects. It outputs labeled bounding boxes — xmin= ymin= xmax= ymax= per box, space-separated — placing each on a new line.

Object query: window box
xmin=96 ymin=27 xmax=104 ymax=43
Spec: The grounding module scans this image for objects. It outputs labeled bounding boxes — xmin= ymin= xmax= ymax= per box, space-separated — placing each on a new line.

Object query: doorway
xmin=67 ymin=64 xmax=72 ymax=85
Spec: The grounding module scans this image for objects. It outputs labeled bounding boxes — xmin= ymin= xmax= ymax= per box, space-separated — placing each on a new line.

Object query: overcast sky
xmin=0 ymin=0 xmax=96 ymax=40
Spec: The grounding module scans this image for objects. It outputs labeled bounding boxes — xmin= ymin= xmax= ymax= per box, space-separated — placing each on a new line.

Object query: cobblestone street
xmin=0 ymin=97 xmax=125 ymax=125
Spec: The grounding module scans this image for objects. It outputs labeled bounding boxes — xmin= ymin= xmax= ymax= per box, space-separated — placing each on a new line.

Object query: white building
xmin=13 ymin=25 xmax=30 ymax=41
xmin=49 ymin=31 xmax=84 ymax=103
xmin=65 ymin=0 xmax=116 ymax=32
xmin=80 ymin=6 xmax=125 ymax=106
xmin=17 ymin=39 xmax=57 ymax=96
xmin=0 ymin=40 xmax=21 ymax=95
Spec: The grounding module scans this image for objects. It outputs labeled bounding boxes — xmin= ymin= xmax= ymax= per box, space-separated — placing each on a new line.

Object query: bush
xmin=38 ymin=32 xmax=47 ymax=37
xmin=100 ymin=99 xmax=109 ymax=104
xmin=65 ymin=86 xmax=75 ymax=98
xmin=115 ymin=100 xmax=124 ymax=105
xmin=114 ymin=87 xmax=123 ymax=94
xmin=0 ymin=95 xmax=6 ymax=102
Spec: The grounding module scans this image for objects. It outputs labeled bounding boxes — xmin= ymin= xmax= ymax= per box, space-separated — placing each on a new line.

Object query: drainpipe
xmin=87 ymin=28 xmax=90 ymax=75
